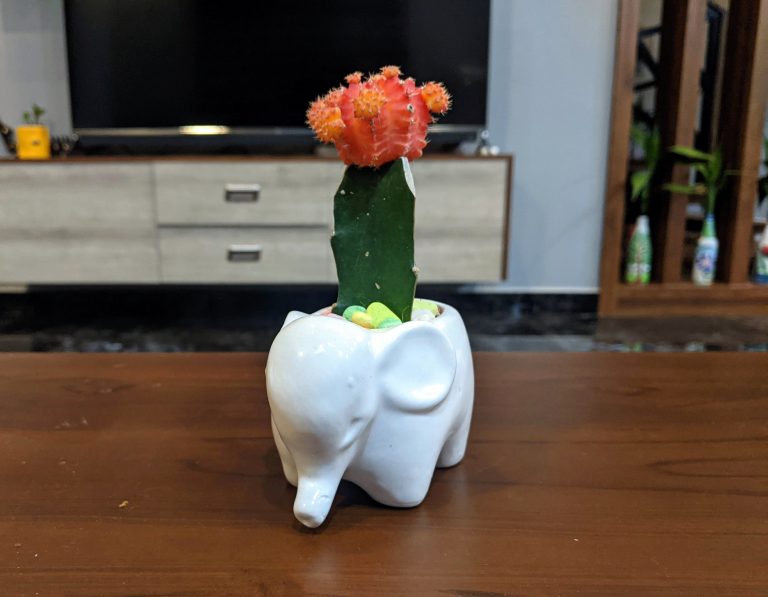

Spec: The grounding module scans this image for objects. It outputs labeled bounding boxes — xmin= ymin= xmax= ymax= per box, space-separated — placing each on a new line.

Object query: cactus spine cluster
xmin=307 ymin=66 xmax=450 ymax=321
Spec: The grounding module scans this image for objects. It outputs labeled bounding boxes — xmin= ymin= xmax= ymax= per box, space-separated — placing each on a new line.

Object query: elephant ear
xmin=281 ymin=311 xmax=307 ymax=329
xmin=371 ymin=323 xmax=457 ymax=413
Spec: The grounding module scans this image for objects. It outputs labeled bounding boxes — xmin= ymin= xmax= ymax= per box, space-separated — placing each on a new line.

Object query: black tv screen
xmin=65 ymin=0 xmax=490 ymax=135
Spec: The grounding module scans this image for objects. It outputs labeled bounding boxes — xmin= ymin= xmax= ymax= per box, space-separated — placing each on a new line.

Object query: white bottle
xmin=692 ymin=215 xmax=718 ymax=286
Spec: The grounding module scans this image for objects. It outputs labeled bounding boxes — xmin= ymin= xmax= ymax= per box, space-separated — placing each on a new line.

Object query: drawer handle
xmin=227 ymin=244 xmax=262 ymax=262
xmin=224 ymin=183 xmax=261 ymax=202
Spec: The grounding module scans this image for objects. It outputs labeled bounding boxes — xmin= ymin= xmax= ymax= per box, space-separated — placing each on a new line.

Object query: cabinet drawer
xmin=410 ymin=160 xmax=507 ymax=233
xmin=159 ymin=227 xmax=332 ymax=283
xmin=154 ymin=162 xmax=334 ymax=225
xmin=0 ymin=164 xmax=159 ymax=283
xmin=415 ymin=230 xmax=504 ymax=282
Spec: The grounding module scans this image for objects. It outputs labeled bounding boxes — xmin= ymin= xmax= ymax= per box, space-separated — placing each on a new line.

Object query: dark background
xmin=65 ymin=0 xmax=490 ymax=130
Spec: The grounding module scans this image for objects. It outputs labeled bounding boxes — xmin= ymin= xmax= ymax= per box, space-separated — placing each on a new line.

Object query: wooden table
xmin=0 ymin=353 xmax=766 ymax=596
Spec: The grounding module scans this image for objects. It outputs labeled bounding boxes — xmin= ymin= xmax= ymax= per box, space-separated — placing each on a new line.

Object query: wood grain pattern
xmin=716 ymin=0 xmax=768 ymax=283
xmin=0 ymin=353 xmax=766 ymax=596
xmin=613 ymin=282 xmax=768 ymax=316
xmin=0 ymin=164 xmax=160 ymax=283
xmin=154 ymin=162 xmax=335 ymax=226
xmin=598 ymin=0 xmax=641 ymax=315
xmin=653 ymin=0 xmax=707 ymax=283
xmin=415 ymin=229 xmax=506 ymax=282
xmin=413 ymin=159 xmax=508 ymax=282
xmin=0 ymin=156 xmax=510 ymax=286
xmin=158 ymin=227 xmax=332 ymax=283
xmin=0 ymin=155 xmax=512 ymax=165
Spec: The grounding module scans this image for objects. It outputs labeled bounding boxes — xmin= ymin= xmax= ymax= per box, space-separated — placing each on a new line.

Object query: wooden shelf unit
xmin=0 ymin=155 xmax=512 ymax=289
xmin=612 ymin=282 xmax=768 ymax=316
xmin=599 ymin=0 xmax=768 ymax=317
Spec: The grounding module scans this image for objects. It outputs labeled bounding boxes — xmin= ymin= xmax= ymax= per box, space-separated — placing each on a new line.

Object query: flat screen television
xmin=64 ymin=0 xmax=490 ymax=153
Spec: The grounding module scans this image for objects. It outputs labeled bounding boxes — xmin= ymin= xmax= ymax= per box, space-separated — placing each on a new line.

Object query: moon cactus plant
xmin=307 ymin=66 xmax=450 ymax=321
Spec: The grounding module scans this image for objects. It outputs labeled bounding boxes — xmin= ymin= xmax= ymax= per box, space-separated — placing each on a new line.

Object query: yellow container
xmin=16 ymin=125 xmax=51 ymax=160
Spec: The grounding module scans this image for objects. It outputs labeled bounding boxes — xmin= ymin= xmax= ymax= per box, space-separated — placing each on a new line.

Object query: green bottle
xmin=625 ymin=215 xmax=651 ymax=285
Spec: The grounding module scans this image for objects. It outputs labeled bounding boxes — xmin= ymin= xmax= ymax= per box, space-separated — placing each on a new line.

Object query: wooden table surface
xmin=0 ymin=353 xmax=766 ymax=596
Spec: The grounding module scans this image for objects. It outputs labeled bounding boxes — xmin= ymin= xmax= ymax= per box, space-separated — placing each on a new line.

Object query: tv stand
xmin=0 ymin=155 xmax=511 ymax=289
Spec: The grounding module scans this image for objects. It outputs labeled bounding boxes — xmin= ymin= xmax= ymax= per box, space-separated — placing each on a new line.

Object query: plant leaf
xmin=630 ymin=124 xmax=647 ymax=148
xmin=669 ymin=145 xmax=713 ymax=162
xmin=630 ymin=170 xmax=651 ymax=201
xmin=693 ymin=163 xmax=709 ymax=177
xmin=663 ymin=182 xmax=705 ymax=196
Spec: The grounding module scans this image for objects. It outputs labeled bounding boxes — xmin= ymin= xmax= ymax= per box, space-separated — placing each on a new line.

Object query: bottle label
xmin=693 ymin=244 xmax=718 ymax=284
xmin=757 ymin=248 xmax=768 ymax=277
xmin=625 ymin=224 xmax=652 ymax=285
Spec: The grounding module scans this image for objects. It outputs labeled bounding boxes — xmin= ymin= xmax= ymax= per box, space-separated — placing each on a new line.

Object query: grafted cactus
xmin=307 ymin=66 xmax=450 ymax=322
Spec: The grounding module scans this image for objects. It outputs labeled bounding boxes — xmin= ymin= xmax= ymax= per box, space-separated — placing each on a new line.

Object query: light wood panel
xmin=154 ymin=161 xmax=334 ymax=225
xmin=0 ymin=164 xmax=159 ymax=283
xmin=414 ymin=230 xmax=504 ymax=282
xmin=414 ymin=160 xmax=507 ymax=282
xmin=0 ymin=156 xmax=510 ymax=286
xmin=159 ymin=227 xmax=332 ymax=283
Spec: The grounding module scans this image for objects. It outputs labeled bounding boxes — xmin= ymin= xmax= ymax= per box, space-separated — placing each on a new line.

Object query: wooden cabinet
xmin=154 ymin=161 xmax=334 ymax=226
xmin=159 ymin=227 xmax=332 ymax=283
xmin=411 ymin=160 xmax=509 ymax=282
xmin=0 ymin=163 xmax=159 ymax=283
xmin=599 ymin=0 xmax=768 ymax=316
xmin=0 ymin=156 xmax=511 ymax=287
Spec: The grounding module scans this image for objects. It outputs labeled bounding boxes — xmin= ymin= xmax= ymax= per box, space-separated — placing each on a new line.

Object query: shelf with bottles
xmin=601 ymin=1 xmax=767 ymax=316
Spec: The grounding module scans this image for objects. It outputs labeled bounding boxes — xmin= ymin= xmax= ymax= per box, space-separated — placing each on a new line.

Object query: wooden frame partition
xmin=599 ymin=0 xmax=768 ymax=316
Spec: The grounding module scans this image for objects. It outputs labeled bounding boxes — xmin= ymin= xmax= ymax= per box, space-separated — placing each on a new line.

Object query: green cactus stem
xmin=331 ymin=157 xmax=417 ymax=322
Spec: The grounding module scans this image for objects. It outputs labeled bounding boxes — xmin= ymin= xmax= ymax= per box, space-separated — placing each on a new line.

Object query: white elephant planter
xmin=266 ymin=300 xmax=474 ymax=528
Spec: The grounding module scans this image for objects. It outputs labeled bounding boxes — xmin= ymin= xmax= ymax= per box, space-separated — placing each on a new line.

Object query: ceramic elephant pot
xmin=265 ymin=300 xmax=474 ymax=528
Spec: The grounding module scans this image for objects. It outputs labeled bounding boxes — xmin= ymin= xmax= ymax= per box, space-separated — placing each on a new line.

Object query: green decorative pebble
xmin=412 ymin=298 xmax=439 ymax=316
xmin=342 ymin=305 xmax=366 ymax=321
xmin=377 ymin=317 xmax=402 ymax=329
xmin=367 ymin=301 xmax=402 ymax=328
xmin=350 ymin=311 xmax=374 ymax=329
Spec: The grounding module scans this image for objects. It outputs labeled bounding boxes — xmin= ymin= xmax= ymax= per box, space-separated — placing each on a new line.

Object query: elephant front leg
xmin=437 ymin=413 xmax=471 ymax=468
xmin=271 ymin=416 xmax=298 ymax=486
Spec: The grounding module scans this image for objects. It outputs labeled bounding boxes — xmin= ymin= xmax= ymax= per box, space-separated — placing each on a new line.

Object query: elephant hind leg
xmin=271 ymin=417 xmax=298 ymax=486
xmin=437 ymin=415 xmax=471 ymax=468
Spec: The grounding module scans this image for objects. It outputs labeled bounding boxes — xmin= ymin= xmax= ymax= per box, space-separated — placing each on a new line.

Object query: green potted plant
xmin=17 ymin=103 xmax=50 ymax=160
xmin=265 ymin=66 xmax=475 ymax=528
xmin=625 ymin=125 xmax=660 ymax=285
xmin=663 ymin=146 xmax=737 ymax=286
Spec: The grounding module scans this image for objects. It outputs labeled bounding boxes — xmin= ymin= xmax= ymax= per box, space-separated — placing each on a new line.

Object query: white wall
xmin=488 ymin=0 xmax=617 ymax=292
xmin=0 ymin=0 xmax=71 ymax=158
xmin=0 ymin=0 xmax=618 ymax=293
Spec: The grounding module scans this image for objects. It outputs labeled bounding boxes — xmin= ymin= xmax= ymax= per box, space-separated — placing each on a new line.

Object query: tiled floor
xmin=0 ymin=286 xmax=765 ymax=352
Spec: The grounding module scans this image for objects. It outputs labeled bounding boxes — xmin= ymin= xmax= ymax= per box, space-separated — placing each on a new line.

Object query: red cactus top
xmin=307 ymin=66 xmax=451 ymax=168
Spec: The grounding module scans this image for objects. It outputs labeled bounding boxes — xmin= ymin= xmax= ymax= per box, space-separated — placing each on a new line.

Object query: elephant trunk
xmin=294 ymin=474 xmax=341 ymax=528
